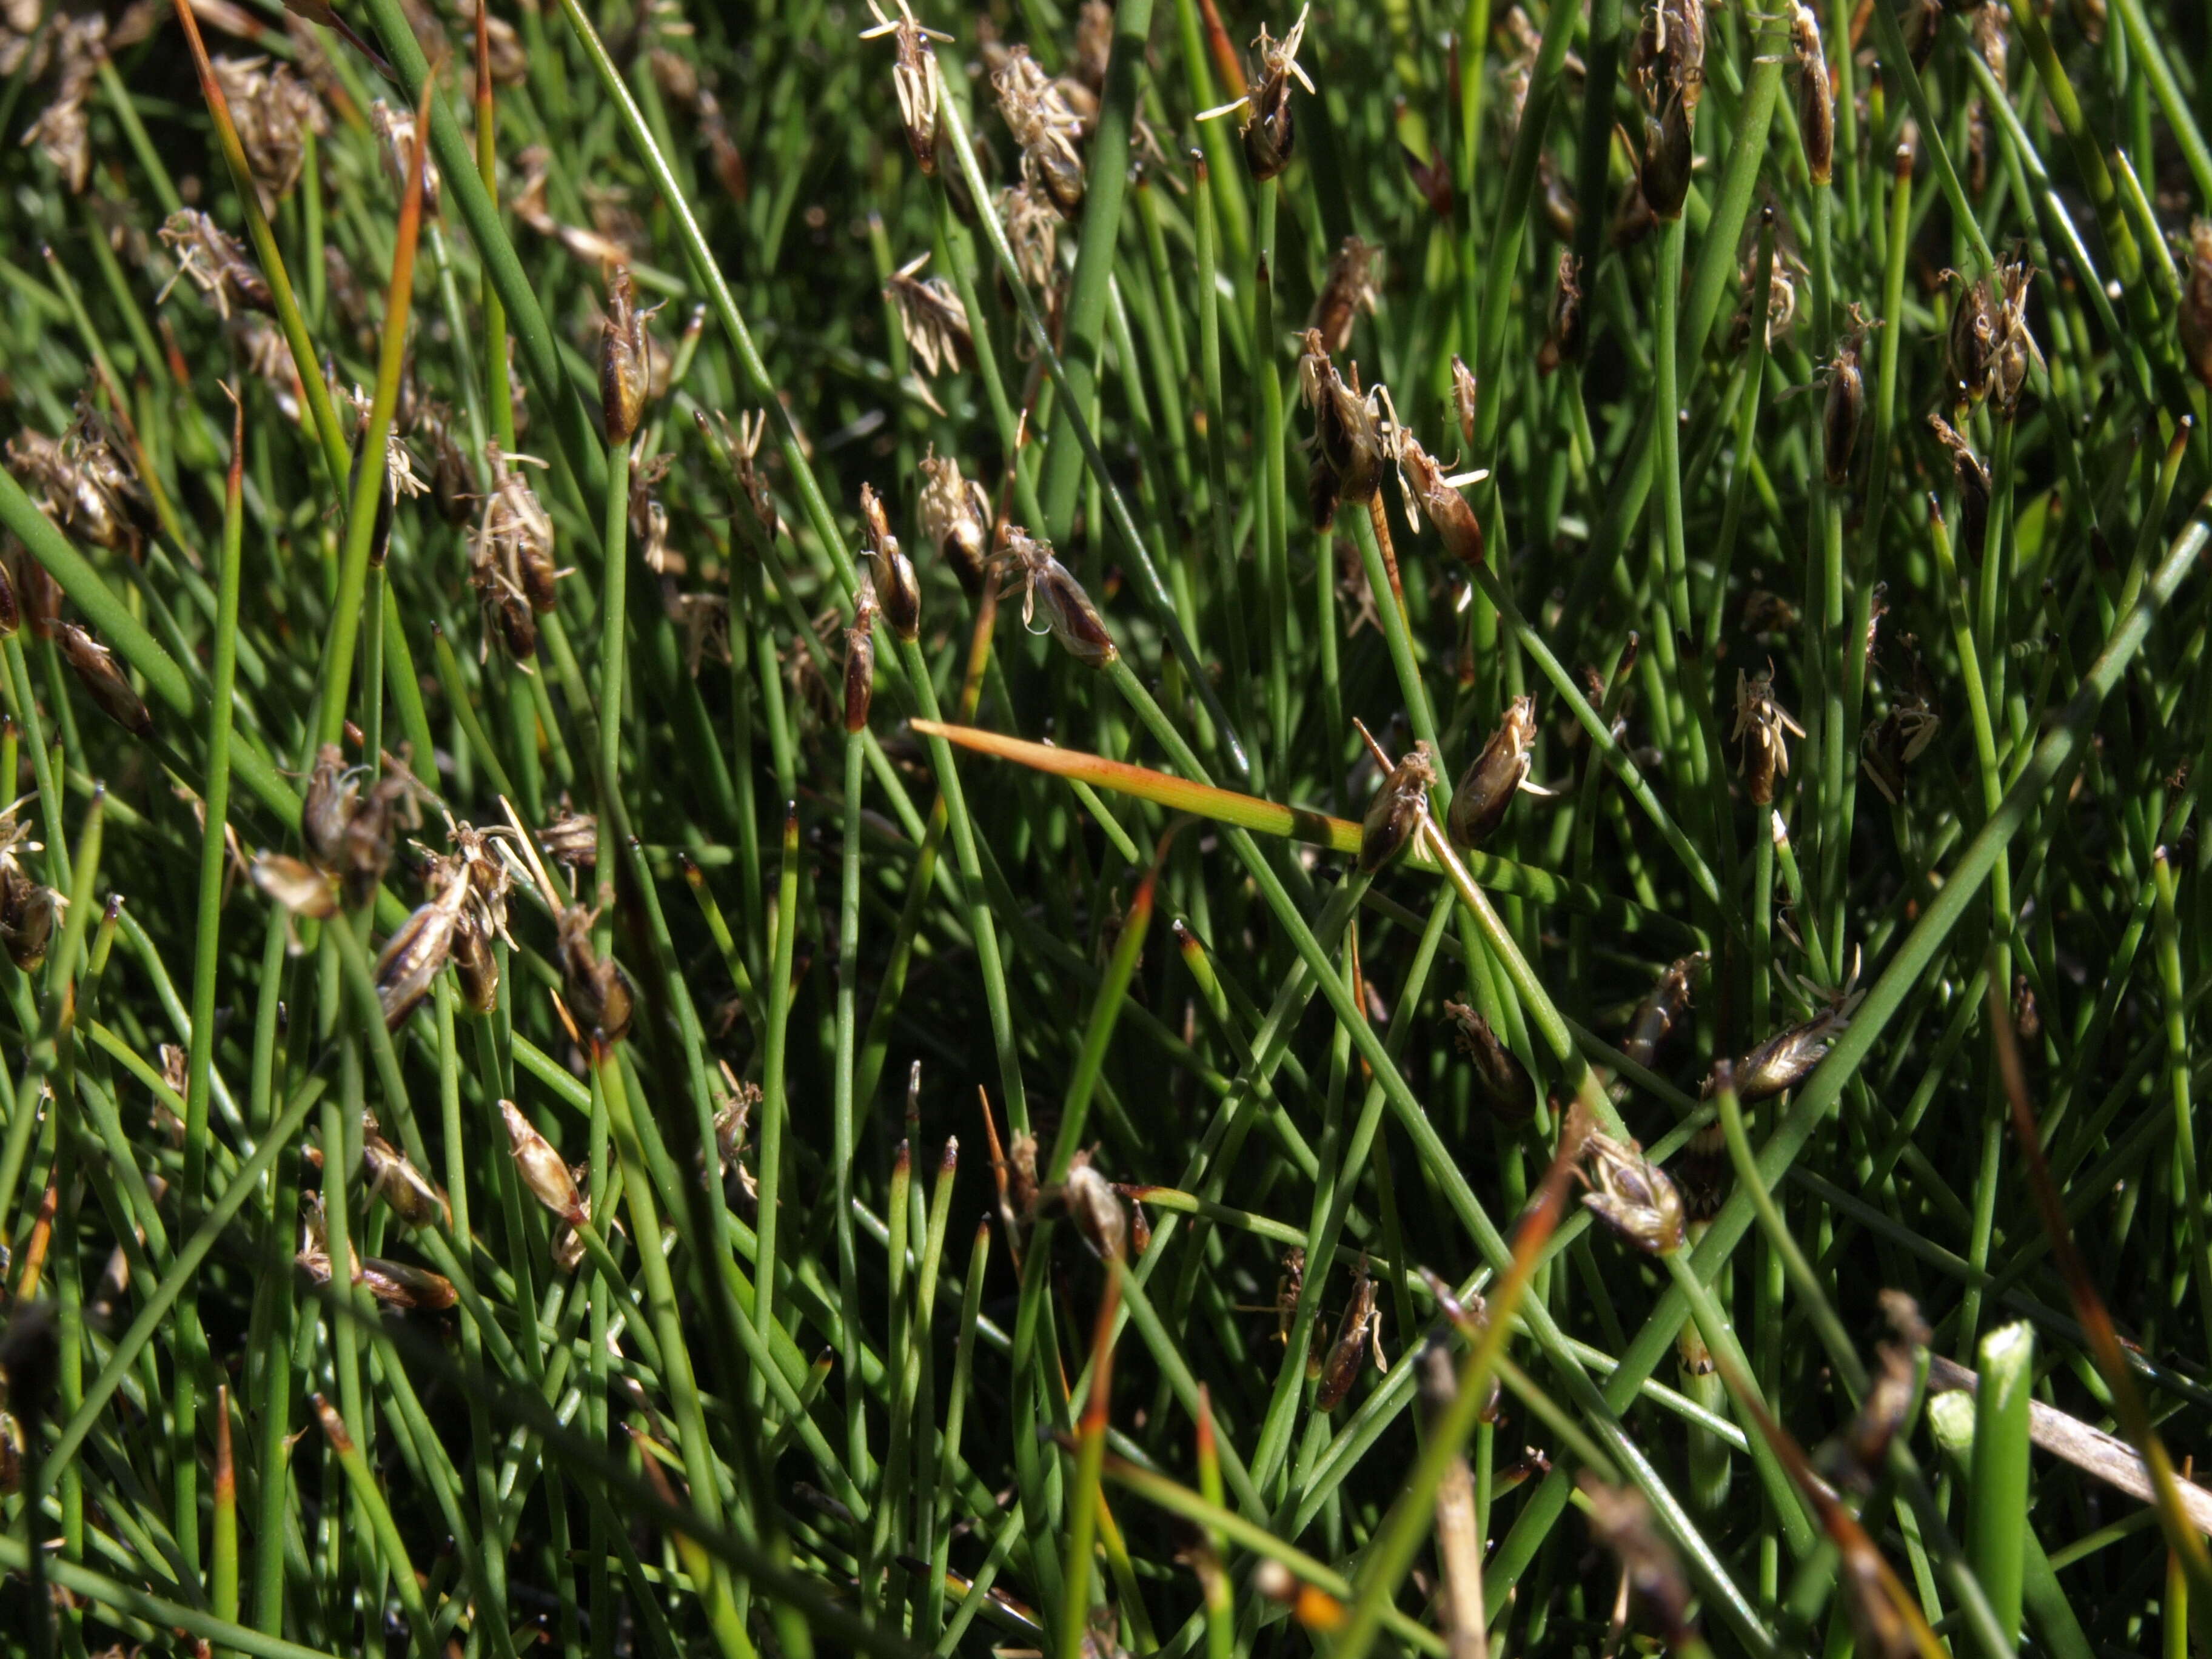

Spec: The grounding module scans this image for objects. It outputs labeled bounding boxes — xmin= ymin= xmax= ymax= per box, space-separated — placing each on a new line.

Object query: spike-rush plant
xmin=2 ymin=0 xmax=2212 ymax=1651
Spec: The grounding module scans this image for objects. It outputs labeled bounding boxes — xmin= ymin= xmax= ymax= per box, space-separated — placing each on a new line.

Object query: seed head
xmin=860 ymin=483 xmax=920 ymax=642
xmin=558 ymin=906 xmax=635 ymax=1048
xmin=355 ymin=1256 xmax=457 ymax=1310
xmin=1714 ymin=993 xmax=1858 ymax=1104
xmin=1730 ymin=663 xmax=1801 ymax=806
xmin=1538 ymin=250 xmax=1586 ymax=372
xmin=1822 ymin=307 xmax=1871 ymax=487
xmin=452 ymin=912 xmax=500 ymax=1014
xmin=1356 ymin=724 xmax=1436 ymax=873
xmin=373 ymin=870 xmax=471 ymax=1031
xmin=1394 ymin=433 xmax=1485 ymax=567
xmin=845 ymin=578 xmax=879 ymax=733
xmin=503 ymin=1099 xmax=589 ymax=1228
xmin=1312 ymin=236 xmax=1381 ymax=354
xmin=884 ymin=251 xmax=971 ymax=378
xmin=1578 ymin=1133 xmax=1686 ymax=1255
xmin=1926 ymin=415 xmax=1989 ymax=562
xmin=363 ymin=1124 xmax=449 ymax=1228
xmin=2182 ymin=222 xmax=2212 ymax=390
xmin=1314 ymin=1255 xmax=1383 ymax=1411
xmin=601 ymin=268 xmax=655 ymax=445
xmin=1235 ymin=7 xmax=1313 ymax=181
xmin=997 ymin=529 xmax=1117 ymax=668
xmin=1299 ymin=332 xmax=1392 ymax=530
xmin=1443 ymin=1000 xmax=1536 ymax=1126
xmin=917 ymin=447 xmax=992 ymax=595
xmin=994 ymin=47 xmax=1088 ymax=216
xmin=1789 ymin=5 xmax=1832 ymax=186
xmin=1639 ymin=87 xmax=1694 ymax=221
xmin=56 ymin=621 xmax=152 ymax=739
xmin=23 ymin=16 xmax=102 ymax=193
xmin=1449 ymin=695 xmax=1537 ymax=848
xmin=370 ymin=98 xmax=440 ymax=216
xmin=1580 ymin=1475 xmax=1695 ymax=1642
xmin=214 ymin=55 xmax=326 ymax=209
xmin=859 ymin=0 xmax=948 ymax=175
xmin=1622 ymin=951 xmax=1708 ymax=1069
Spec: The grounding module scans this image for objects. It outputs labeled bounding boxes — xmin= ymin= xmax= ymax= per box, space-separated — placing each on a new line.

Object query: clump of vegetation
xmin=2 ymin=0 xmax=2212 ymax=1652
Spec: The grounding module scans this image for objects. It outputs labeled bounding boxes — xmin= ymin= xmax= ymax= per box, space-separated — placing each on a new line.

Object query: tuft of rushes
xmin=3 ymin=1 xmax=2212 ymax=1654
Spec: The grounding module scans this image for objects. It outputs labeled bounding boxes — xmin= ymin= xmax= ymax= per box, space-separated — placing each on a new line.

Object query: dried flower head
xmin=1635 ymin=0 xmax=1707 ymax=111
xmin=884 ymin=251 xmax=971 ymax=378
xmin=1623 ymin=950 xmax=1708 ymax=1068
xmin=601 ymin=267 xmax=659 ymax=446
xmin=57 ymin=621 xmax=153 ymax=739
xmin=8 ymin=405 xmax=159 ymax=563
xmin=917 ymin=446 xmax=992 ymax=595
xmin=503 ymin=1099 xmax=589 ymax=1228
xmin=859 ymin=483 xmax=920 ymax=642
xmin=0 ymin=801 xmax=56 ymax=973
xmin=474 ymin=447 xmax=559 ymax=654
xmin=1822 ymin=304 xmax=1872 ymax=487
xmin=159 ymin=210 xmax=275 ymax=319
xmin=1315 ymin=1255 xmax=1384 ymax=1410
xmin=22 ymin=16 xmax=103 ymax=193
xmin=2182 ymin=221 xmax=2212 ymax=390
xmin=994 ymin=45 xmax=1088 ymax=216
xmin=997 ymin=182 xmax=1061 ymax=292
xmin=558 ymin=906 xmax=635 ymax=1047
xmin=1537 ymin=250 xmax=1585 ymax=372
xmin=1580 ymin=1475 xmax=1695 ymax=1641
xmin=1578 ymin=1132 xmax=1686 ymax=1255
xmin=1449 ymin=695 xmax=1538 ymax=848
xmin=1311 ymin=236 xmax=1381 ymax=354
xmin=1787 ymin=4 xmax=1832 ymax=186
xmin=363 ymin=1121 xmax=449 ymax=1228
xmin=374 ymin=866 xmax=471 ymax=1031
xmin=1926 ymin=414 xmax=1989 ymax=561
xmin=1861 ymin=687 xmax=1940 ymax=805
xmin=1730 ymin=663 xmax=1801 ymax=806
xmin=1443 ymin=1000 xmax=1537 ymax=1126
xmin=845 ymin=578 xmax=880 ymax=732
xmin=1050 ymin=1155 xmax=1127 ymax=1259
xmin=996 ymin=529 xmax=1118 ymax=668
xmin=859 ymin=0 xmax=949 ymax=174
xmin=213 ymin=55 xmax=326 ymax=209
xmin=1298 ymin=332 xmax=1393 ymax=531
xmin=1216 ymin=6 xmax=1313 ymax=182
xmin=1355 ymin=722 xmax=1436 ymax=873
xmin=1393 ymin=432 xmax=1487 ymax=568
xmin=370 ymin=97 xmax=440 ymax=216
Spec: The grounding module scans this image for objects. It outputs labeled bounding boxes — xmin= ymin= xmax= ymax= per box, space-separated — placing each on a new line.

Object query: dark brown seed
xmin=1448 ymin=696 xmax=1536 ymax=848
xmin=917 ymin=447 xmax=991 ymax=595
xmin=56 ymin=622 xmax=153 ymax=738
